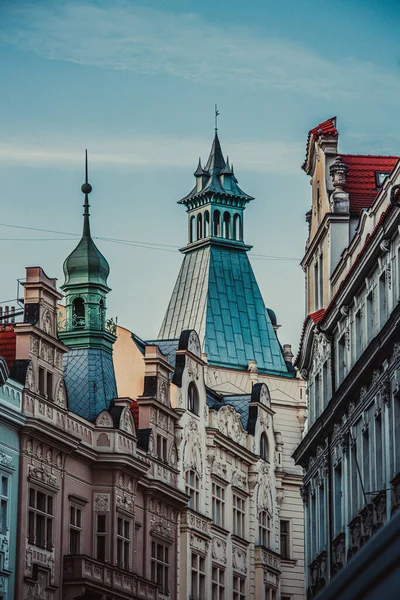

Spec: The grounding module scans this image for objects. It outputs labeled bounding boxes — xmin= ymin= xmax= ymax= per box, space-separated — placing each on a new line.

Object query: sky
xmin=1 ymin=0 xmax=400 ymax=353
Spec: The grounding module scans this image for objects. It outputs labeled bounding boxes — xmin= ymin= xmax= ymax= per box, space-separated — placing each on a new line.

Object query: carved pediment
xmin=217 ymin=405 xmax=246 ymax=445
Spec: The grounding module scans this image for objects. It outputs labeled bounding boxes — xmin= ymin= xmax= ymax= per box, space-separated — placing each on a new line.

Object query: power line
xmin=0 ymin=223 xmax=301 ymax=261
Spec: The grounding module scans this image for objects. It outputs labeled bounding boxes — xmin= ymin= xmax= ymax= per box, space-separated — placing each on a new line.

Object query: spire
xmin=220 ymin=155 xmax=233 ymax=175
xmin=194 ymin=157 xmax=207 ymax=177
xmin=204 ymin=131 xmax=226 ymax=175
xmin=81 ymin=149 xmax=92 ymax=238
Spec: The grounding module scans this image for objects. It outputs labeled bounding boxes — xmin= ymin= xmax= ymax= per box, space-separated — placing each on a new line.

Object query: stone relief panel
xmin=211 ymin=537 xmax=227 ymax=565
xmin=257 ymin=463 xmax=273 ymax=515
xmin=232 ymin=546 xmax=247 ymax=574
xmin=189 ymin=533 xmax=209 ymax=556
xmin=119 ymin=407 xmax=135 ymax=436
xmin=216 ymin=405 xmax=246 ymax=446
xmin=94 ymin=493 xmax=110 ymax=512
xmin=183 ymin=419 xmax=203 ymax=474
xmin=188 ymin=330 xmax=202 ymax=357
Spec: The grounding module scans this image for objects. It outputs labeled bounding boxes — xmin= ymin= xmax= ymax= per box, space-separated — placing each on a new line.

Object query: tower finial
xmin=215 ymin=104 xmax=220 ymax=132
xmin=81 ymin=149 xmax=92 ymax=236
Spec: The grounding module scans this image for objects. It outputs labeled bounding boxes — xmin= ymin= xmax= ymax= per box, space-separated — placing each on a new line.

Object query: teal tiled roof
xmin=159 ymin=243 xmax=292 ymax=377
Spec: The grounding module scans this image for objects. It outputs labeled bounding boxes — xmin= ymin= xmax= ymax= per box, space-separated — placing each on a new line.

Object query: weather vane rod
xmin=215 ymin=104 xmax=220 ymax=131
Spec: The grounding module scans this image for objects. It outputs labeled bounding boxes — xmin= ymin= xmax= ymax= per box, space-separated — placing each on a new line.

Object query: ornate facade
xmin=294 ymin=117 xmax=400 ymax=597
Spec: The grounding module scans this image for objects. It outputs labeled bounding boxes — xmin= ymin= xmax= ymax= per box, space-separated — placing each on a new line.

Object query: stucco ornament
xmin=0 ymin=453 xmax=12 ymax=468
xmin=168 ymin=443 xmax=178 ymax=467
xmin=120 ymin=407 xmax=135 ymax=436
xmin=94 ymin=493 xmax=110 ymax=512
xmin=183 ymin=419 xmax=203 ymax=473
xmin=26 ymin=572 xmax=51 ymax=600
xmin=26 ymin=364 xmax=35 ymax=391
xmin=259 ymin=383 xmax=271 ymax=407
xmin=159 ymin=380 xmax=168 ymax=405
xmin=232 ymin=546 xmax=247 ymax=574
xmin=211 ymin=537 xmax=227 ymax=564
xmin=29 ymin=465 xmax=58 ymax=488
xmin=42 ymin=310 xmax=52 ymax=335
xmin=96 ymin=410 xmax=113 ymax=428
xmin=217 ymin=405 xmax=245 ymax=445
xmin=257 ymin=463 xmax=273 ymax=515
xmin=188 ymin=331 xmax=202 ymax=357
xmin=55 ymin=381 xmax=66 ymax=407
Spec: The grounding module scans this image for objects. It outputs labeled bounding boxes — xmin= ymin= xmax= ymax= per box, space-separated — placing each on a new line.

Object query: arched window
xmin=233 ymin=213 xmax=242 ymax=241
xmin=185 ymin=470 xmax=200 ymax=510
xmin=204 ymin=211 xmax=210 ymax=237
xmin=223 ymin=212 xmax=231 ymax=239
xmin=188 ymin=382 xmax=199 ymax=415
xmin=213 ymin=210 xmax=221 ymax=237
xmin=197 ymin=214 xmax=202 ymax=240
xmin=72 ymin=297 xmax=85 ymax=329
xmin=190 ymin=215 xmax=196 ymax=243
xmin=260 ymin=433 xmax=269 ymax=461
xmin=258 ymin=510 xmax=271 ymax=547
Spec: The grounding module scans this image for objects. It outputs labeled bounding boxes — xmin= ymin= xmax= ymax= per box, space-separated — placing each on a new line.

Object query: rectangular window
xmin=310 ymin=493 xmax=316 ymax=558
xmin=363 ymin=429 xmax=370 ymax=496
xmin=233 ymin=575 xmax=245 ymax=600
xmin=334 ymin=464 xmax=342 ymax=535
xmin=0 ymin=475 xmax=8 ymax=535
xmin=151 ymin=541 xmax=169 ymax=592
xmin=28 ymin=488 xmax=54 ymax=550
xmin=337 ymin=335 xmax=346 ymax=385
xmin=351 ymin=441 xmax=359 ymax=515
xmin=319 ymin=253 xmax=324 ymax=309
xmin=314 ymin=262 xmax=319 ymax=311
xmin=314 ymin=373 xmax=320 ymax=419
xmin=322 ymin=362 xmax=329 ymax=410
xmin=354 ymin=310 xmax=362 ymax=362
xmin=191 ymin=553 xmax=205 ymax=600
xmin=185 ymin=470 xmax=200 ymax=511
xmin=38 ymin=367 xmax=45 ymax=396
xmin=96 ymin=514 xmax=107 ymax=562
xmin=47 ymin=372 xmax=53 ymax=400
xmin=117 ymin=516 xmax=130 ymax=570
xmin=212 ymin=483 xmax=225 ymax=528
xmin=375 ymin=415 xmax=384 ymax=491
xmin=212 ymin=565 xmax=225 ymax=600
xmin=319 ymin=484 xmax=325 ymax=551
xmin=69 ymin=505 xmax=82 ymax=554
xmin=156 ymin=434 xmax=168 ymax=462
xmin=258 ymin=511 xmax=271 ymax=548
xmin=366 ymin=292 xmax=374 ymax=343
xmin=280 ymin=520 xmax=290 ymax=559
xmin=232 ymin=494 xmax=246 ymax=538
xmin=379 ymin=273 xmax=387 ymax=326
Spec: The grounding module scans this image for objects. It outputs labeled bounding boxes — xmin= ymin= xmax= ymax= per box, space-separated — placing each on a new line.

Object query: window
xmin=233 ymin=575 xmax=245 ymax=600
xmin=0 ymin=475 xmax=8 ymax=535
xmin=96 ymin=514 xmax=107 ymax=562
xmin=39 ymin=367 xmax=45 ymax=396
xmin=223 ymin=212 xmax=231 ymax=239
xmin=314 ymin=373 xmax=320 ymax=418
xmin=212 ymin=483 xmax=225 ymax=527
xmin=73 ymin=297 xmax=85 ymax=328
xmin=258 ymin=511 xmax=271 ymax=548
xmin=213 ymin=210 xmax=221 ymax=237
xmin=212 ymin=565 xmax=225 ymax=600
xmin=47 ymin=371 xmax=53 ymax=400
xmin=191 ymin=553 xmax=205 ymax=599
xmin=337 ymin=335 xmax=346 ymax=385
xmin=28 ymin=488 xmax=54 ymax=550
xmin=319 ymin=484 xmax=325 ymax=551
xmin=351 ymin=440 xmax=359 ymax=515
xmin=366 ymin=292 xmax=374 ymax=343
xmin=190 ymin=216 xmax=196 ymax=243
xmin=354 ymin=310 xmax=362 ymax=362
xmin=375 ymin=415 xmax=384 ymax=491
xmin=156 ymin=434 xmax=168 ymax=462
xmin=280 ymin=520 xmax=290 ymax=559
xmin=334 ymin=464 xmax=342 ymax=535
xmin=260 ymin=433 xmax=269 ymax=462
xmin=233 ymin=213 xmax=242 ymax=241
xmin=379 ymin=272 xmax=388 ymax=326
xmin=116 ymin=517 xmax=130 ymax=569
xmin=197 ymin=213 xmax=203 ymax=240
xmin=375 ymin=171 xmax=390 ymax=187
xmin=151 ymin=541 xmax=169 ymax=592
xmin=322 ymin=361 xmax=329 ymax=410
xmin=69 ymin=505 xmax=82 ymax=554
xmin=188 ymin=382 xmax=199 ymax=415
xmin=319 ymin=253 xmax=324 ymax=309
xmin=186 ymin=470 xmax=200 ymax=511
xmin=232 ymin=494 xmax=246 ymax=538
xmin=265 ymin=589 xmax=277 ymax=600
xmin=204 ymin=211 xmax=210 ymax=237
xmin=314 ymin=261 xmax=319 ymax=311
xmin=363 ymin=429 xmax=370 ymax=495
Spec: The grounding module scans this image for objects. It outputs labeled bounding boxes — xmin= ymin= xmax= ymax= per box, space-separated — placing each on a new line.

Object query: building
xmin=294 ymin=117 xmax=400 ymax=597
xmin=0 ymin=326 xmax=25 ymax=600
xmin=1 ymin=165 xmax=188 ymax=600
xmin=156 ymin=130 xmax=306 ymax=600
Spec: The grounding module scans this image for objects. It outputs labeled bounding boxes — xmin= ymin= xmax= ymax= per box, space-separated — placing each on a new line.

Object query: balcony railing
xmin=63 ymin=555 xmax=161 ymax=599
xmin=58 ymin=311 xmax=117 ymax=335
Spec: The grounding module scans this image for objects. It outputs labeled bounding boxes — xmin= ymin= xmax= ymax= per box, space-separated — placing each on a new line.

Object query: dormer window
xmin=260 ymin=433 xmax=269 ymax=461
xmin=188 ymin=382 xmax=199 ymax=415
xmin=375 ymin=171 xmax=390 ymax=188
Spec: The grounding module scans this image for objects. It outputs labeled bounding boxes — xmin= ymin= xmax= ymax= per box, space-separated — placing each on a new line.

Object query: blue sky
xmin=1 ymin=0 xmax=399 ymax=351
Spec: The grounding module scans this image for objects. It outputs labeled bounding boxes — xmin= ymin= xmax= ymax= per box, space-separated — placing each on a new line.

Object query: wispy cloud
xmin=0 ymin=136 xmax=303 ymax=174
xmin=1 ymin=1 xmax=400 ymax=101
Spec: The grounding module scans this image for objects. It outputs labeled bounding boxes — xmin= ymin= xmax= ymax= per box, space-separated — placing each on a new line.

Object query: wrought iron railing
xmin=58 ymin=311 xmax=117 ymax=335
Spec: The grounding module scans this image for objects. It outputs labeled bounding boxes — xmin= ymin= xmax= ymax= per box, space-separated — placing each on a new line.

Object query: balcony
xmin=63 ymin=555 xmax=162 ymax=600
xmin=58 ymin=312 xmax=117 ymax=335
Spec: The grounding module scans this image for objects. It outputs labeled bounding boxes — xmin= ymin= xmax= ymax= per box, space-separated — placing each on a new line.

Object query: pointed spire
xmin=220 ymin=155 xmax=233 ymax=175
xmin=194 ymin=157 xmax=207 ymax=177
xmin=81 ymin=150 xmax=92 ymax=238
xmin=204 ymin=131 xmax=226 ymax=175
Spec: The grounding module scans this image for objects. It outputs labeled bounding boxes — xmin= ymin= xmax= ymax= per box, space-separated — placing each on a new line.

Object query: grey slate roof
xmin=206 ymin=391 xmax=252 ymax=429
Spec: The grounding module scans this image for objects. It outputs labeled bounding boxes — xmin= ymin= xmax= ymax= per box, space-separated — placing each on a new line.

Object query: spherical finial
xmin=81 ymin=182 xmax=92 ymax=194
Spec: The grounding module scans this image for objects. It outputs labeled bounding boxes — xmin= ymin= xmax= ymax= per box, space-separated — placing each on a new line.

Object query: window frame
xmin=28 ymin=487 xmax=54 ymax=551
xmin=69 ymin=503 xmax=83 ymax=555
xmin=232 ymin=493 xmax=246 ymax=538
xmin=233 ymin=575 xmax=246 ymax=600
xmin=186 ymin=470 xmax=200 ymax=512
xmin=212 ymin=564 xmax=225 ymax=600
xmin=212 ymin=482 xmax=225 ymax=528
xmin=191 ymin=552 xmax=206 ymax=599
xmin=280 ymin=519 xmax=290 ymax=560
xmin=151 ymin=540 xmax=170 ymax=593
xmin=258 ymin=510 xmax=271 ymax=548
xmin=0 ymin=473 xmax=9 ymax=536
xmin=188 ymin=382 xmax=200 ymax=415
xmin=116 ymin=515 xmax=131 ymax=570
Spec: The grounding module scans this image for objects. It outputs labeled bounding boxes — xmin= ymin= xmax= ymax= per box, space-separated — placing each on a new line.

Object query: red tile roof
xmin=341 ymin=154 xmax=399 ymax=213
xmin=302 ymin=117 xmax=338 ymax=171
xmin=0 ymin=325 xmax=16 ymax=369
xmin=309 ymin=309 xmax=326 ymax=324
xmin=295 ymin=309 xmax=326 ymax=366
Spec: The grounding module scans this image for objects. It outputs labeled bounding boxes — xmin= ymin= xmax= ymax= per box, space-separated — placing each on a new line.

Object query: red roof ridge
xmin=302 ymin=117 xmax=338 ymax=172
xmin=341 ymin=153 xmax=399 ymax=159
xmin=295 ymin=309 xmax=326 ymax=366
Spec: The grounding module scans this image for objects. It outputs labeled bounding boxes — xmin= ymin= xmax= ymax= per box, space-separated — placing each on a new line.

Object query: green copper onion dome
xmin=62 ymin=153 xmax=110 ymax=290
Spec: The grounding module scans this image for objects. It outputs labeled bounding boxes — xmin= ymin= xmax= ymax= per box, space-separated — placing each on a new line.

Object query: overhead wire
xmin=0 ymin=223 xmax=301 ymax=261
